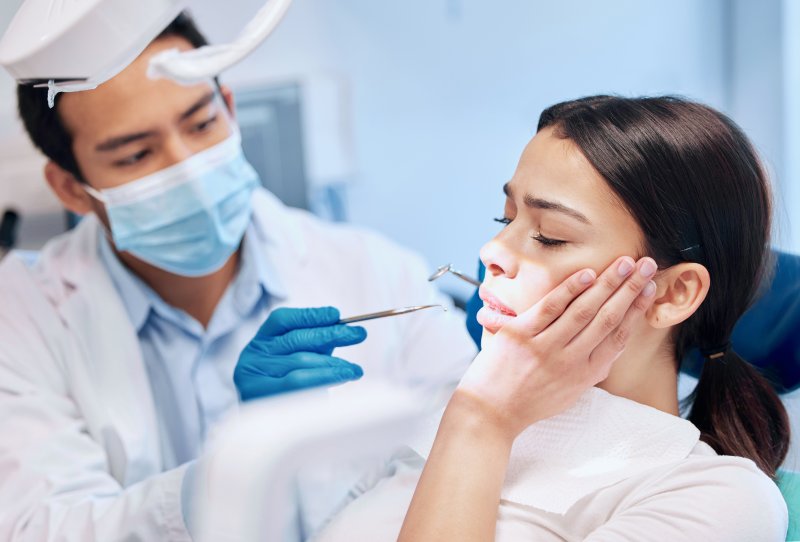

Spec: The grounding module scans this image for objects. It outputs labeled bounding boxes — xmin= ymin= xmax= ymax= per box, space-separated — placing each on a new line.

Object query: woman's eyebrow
xmin=503 ymin=182 xmax=591 ymax=225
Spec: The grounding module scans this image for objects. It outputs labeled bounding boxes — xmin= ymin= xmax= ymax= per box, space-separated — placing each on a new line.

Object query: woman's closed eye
xmin=531 ymin=233 xmax=567 ymax=248
xmin=494 ymin=217 xmax=568 ymax=248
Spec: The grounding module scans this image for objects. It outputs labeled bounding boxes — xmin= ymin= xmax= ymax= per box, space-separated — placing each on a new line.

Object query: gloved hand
xmin=234 ymin=306 xmax=367 ymax=401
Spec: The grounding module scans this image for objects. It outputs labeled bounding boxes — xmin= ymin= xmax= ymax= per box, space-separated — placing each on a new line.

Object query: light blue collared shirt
xmin=97 ymin=225 xmax=285 ymax=469
xmin=99 ymin=224 xmax=312 ymax=539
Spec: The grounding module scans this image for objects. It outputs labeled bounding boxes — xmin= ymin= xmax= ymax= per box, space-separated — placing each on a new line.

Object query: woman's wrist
xmin=441 ymin=388 xmax=519 ymax=452
xmin=399 ymin=389 xmax=515 ymax=542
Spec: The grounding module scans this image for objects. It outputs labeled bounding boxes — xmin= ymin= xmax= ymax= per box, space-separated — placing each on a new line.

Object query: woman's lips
xmin=476 ymin=286 xmax=517 ymax=334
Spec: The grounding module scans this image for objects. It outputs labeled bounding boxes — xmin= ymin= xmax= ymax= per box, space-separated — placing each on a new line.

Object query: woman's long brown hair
xmin=538 ymin=95 xmax=789 ymax=476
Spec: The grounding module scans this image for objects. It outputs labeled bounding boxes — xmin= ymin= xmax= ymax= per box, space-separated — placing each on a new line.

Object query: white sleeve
xmin=584 ymin=458 xmax=789 ymax=542
xmin=0 ymin=268 xmax=191 ymax=541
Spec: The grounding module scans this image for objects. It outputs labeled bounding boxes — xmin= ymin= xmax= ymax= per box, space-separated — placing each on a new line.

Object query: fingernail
xmin=642 ymin=281 xmax=656 ymax=297
xmin=338 ymin=368 xmax=357 ymax=380
xmin=639 ymin=258 xmax=658 ymax=277
xmin=580 ymin=270 xmax=595 ymax=284
xmin=349 ymin=326 xmax=367 ymax=338
xmin=617 ymin=258 xmax=634 ymax=277
xmin=350 ymin=365 xmax=364 ymax=378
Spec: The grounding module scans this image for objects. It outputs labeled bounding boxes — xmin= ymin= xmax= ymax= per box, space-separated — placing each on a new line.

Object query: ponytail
xmin=686 ymin=351 xmax=790 ymax=477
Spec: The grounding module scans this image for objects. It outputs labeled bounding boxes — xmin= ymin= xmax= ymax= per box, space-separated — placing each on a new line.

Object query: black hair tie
xmin=700 ymin=342 xmax=731 ymax=361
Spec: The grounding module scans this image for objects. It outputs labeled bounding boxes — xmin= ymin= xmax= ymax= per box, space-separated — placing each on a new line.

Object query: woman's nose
xmin=480 ymin=237 xmax=518 ymax=280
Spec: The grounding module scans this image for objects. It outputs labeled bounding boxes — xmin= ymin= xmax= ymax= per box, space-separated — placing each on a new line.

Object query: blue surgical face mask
xmin=84 ymin=131 xmax=259 ymax=277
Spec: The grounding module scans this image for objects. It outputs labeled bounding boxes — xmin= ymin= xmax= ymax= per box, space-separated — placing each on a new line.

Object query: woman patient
xmin=316 ymin=96 xmax=790 ymax=541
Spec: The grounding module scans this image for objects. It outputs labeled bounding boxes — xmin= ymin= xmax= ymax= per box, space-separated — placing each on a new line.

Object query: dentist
xmin=0 ymin=12 xmax=475 ymax=541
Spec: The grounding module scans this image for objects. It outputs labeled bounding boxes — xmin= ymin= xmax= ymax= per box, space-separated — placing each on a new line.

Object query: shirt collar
xmin=96 ymin=231 xmax=153 ymax=333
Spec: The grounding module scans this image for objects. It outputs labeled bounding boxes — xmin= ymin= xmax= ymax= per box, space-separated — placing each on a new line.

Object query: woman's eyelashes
xmin=531 ymin=233 xmax=567 ymax=247
xmin=493 ymin=217 xmax=568 ymax=248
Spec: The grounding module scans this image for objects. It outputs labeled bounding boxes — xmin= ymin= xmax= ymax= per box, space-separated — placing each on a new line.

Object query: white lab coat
xmin=0 ymin=188 xmax=476 ymax=541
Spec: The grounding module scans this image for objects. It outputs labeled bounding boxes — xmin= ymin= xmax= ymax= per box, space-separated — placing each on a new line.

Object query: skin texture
xmin=43 ymin=36 xmax=240 ymax=327
xmin=398 ymin=128 xmax=712 ymax=542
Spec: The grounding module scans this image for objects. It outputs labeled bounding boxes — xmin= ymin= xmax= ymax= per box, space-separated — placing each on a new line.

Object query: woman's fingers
xmin=566 ymin=257 xmax=658 ymax=353
xmin=586 ymin=281 xmax=657 ymax=378
xmin=539 ymin=256 xmax=647 ymax=345
xmin=512 ymin=267 xmax=597 ymax=336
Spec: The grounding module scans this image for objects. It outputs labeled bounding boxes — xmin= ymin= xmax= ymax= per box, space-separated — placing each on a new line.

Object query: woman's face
xmin=478 ymin=127 xmax=645 ymax=345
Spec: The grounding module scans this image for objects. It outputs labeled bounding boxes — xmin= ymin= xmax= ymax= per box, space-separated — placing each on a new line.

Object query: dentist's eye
xmin=532 ymin=233 xmax=567 ymax=247
xmin=192 ymin=115 xmax=219 ymax=134
xmin=113 ymin=150 xmax=151 ymax=167
xmin=494 ymin=217 xmax=512 ymax=226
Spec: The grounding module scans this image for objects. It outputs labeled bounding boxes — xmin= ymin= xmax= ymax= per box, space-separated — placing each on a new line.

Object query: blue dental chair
xmin=465 ymin=251 xmax=800 ymax=540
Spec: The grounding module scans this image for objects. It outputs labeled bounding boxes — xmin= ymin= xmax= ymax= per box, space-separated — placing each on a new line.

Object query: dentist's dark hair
xmin=537 ymin=95 xmax=789 ymax=477
xmin=16 ymin=11 xmax=214 ymax=182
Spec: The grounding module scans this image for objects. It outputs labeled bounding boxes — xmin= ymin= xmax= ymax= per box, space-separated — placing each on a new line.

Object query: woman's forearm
xmin=398 ymin=390 xmax=514 ymax=542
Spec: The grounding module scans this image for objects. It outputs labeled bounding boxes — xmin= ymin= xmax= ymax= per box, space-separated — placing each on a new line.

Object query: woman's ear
xmin=44 ymin=161 xmax=94 ymax=216
xmin=646 ymin=263 xmax=710 ymax=328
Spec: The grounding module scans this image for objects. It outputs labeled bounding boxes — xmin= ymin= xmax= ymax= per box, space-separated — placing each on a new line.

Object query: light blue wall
xmin=193 ymin=0 xmax=729 ymax=296
xmin=725 ymin=0 xmax=799 ymax=254
xmin=783 ymin=0 xmax=800 ymax=254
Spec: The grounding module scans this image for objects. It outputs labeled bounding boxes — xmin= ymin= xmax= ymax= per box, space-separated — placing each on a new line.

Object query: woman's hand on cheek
xmin=455 ymin=256 xmax=659 ymax=442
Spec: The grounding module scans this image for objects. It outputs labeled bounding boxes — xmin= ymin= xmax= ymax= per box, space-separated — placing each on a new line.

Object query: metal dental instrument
xmin=428 ymin=263 xmax=481 ymax=287
xmin=339 ymin=304 xmax=446 ymax=324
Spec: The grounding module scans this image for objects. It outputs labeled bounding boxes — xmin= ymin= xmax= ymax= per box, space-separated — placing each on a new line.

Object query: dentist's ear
xmin=44 ymin=161 xmax=94 ymax=216
xmin=646 ymin=263 xmax=711 ymax=328
xmin=220 ymin=84 xmax=237 ymax=120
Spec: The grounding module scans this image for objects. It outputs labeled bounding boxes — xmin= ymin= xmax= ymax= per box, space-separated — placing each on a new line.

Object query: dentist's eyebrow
xmin=179 ymin=90 xmax=217 ymax=122
xmin=95 ymin=92 xmax=217 ymax=153
xmin=503 ymin=182 xmax=591 ymax=224
xmin=95 ymin=130 xmax=157 ymax=152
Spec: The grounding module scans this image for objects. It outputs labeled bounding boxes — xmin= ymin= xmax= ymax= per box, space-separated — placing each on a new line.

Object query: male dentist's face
xmin=57 ymin=35 xmax=236 ymax=192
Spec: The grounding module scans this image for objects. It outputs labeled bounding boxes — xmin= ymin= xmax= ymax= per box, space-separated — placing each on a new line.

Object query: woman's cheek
xmin=513 ymin=262 xmax=562 ymax=314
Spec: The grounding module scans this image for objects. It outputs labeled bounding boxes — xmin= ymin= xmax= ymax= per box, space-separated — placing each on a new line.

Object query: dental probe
xmin=339 ymin=304 xmax=446 ymax=324
xmin=428 ymin=263 xmax=481 ymax=286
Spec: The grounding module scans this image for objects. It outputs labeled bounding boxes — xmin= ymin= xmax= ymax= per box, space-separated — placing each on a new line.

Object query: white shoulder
xmin=634 ymin=443 xmax=787 ymax=540
xmin=698 ymin=458 xmax=787 ymax=536
xmin=587 ymin=442 xmax=787 ymax=541
xmin=0 ymin=255 xmax=70 ymax=388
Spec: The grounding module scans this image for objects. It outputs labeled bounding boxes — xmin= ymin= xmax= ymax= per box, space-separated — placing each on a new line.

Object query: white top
xmin=408 ymin=387 xmax=704 ymax=515
xmin=316 ymin=390 xmax=789 ymax=542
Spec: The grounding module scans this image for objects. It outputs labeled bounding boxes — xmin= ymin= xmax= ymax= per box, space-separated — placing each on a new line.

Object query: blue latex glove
xmin=234 ymin=307 xmax=367 ymax=401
